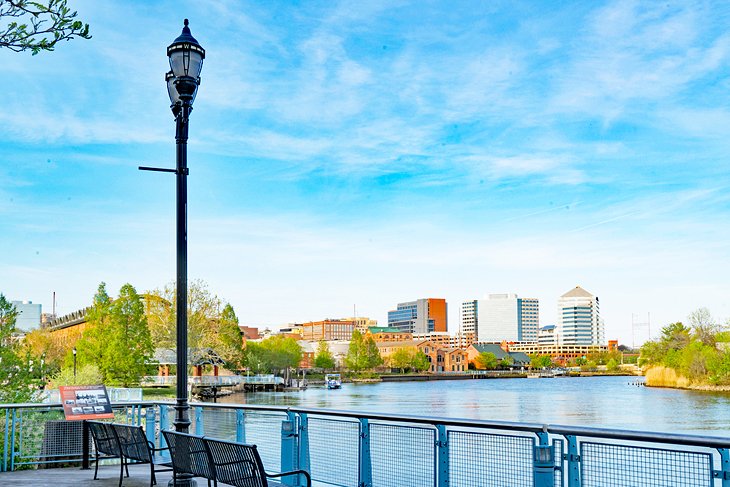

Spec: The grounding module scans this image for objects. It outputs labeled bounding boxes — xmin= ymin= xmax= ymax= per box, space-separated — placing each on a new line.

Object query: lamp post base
xmin=169 ymin=475 xmax=197 ymax=486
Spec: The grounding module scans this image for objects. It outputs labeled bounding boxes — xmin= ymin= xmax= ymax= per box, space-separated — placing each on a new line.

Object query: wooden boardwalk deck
xmin=0 ymin=463 xmax=180 ymax=486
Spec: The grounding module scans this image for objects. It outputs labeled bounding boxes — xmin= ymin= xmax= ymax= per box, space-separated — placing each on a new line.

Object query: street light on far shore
xmin=72 ymin=347 xmax=77 ymax=382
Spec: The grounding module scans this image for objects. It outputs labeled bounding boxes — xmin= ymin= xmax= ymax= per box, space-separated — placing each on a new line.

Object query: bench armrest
xmin=266 ymin=469 xmax=312 ymax=487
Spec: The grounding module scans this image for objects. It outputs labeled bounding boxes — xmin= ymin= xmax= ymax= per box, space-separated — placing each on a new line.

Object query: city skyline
xmin=3 ymin=1 xmax=730 ymax=345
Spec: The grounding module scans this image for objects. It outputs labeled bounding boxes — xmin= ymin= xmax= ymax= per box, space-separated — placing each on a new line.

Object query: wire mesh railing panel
xmin=553 ymin=438 xmax=564 ymax=487
xmin=370 ymin=423 xmax=435 ymax=487
xmin=580 ymin=441 xmax=713 ymax=487
xmin=15 ymin=409 xmax=73 ymax=467
xmin=243 ymin=411 xmax=287 ymax=472
xmin=449 ymin=430 xmax=534 ymax=487
xmin=307 ymin=417 xmax=360 ymax=487
xmin=199 ymin=407 xmax=238 ymax=441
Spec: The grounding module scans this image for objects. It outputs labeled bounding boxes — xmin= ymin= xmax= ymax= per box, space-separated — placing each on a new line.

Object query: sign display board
xmin=59 ymin=385 xmax=114 ymax=420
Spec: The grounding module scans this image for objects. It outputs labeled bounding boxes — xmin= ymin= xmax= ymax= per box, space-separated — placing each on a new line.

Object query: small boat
xmin=325 ymin=373 xmax=342 ymax=389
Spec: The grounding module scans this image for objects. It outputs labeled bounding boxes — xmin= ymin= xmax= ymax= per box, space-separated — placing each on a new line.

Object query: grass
xmin=141 ymin=386 xmax=177 ymax=400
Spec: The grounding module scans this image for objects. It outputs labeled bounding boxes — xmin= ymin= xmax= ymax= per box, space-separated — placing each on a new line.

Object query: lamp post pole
xmin=139 ymin=20 xmax=204 ymax=487
xmin=72 ymin=347 xmax=77 ymax=383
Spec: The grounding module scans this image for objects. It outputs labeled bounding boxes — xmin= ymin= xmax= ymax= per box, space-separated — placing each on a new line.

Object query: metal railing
xmin=2 ymin=401 xmax=730 ymax=487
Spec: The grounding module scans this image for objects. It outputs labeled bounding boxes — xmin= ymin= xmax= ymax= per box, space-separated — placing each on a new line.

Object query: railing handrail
xmin=3 ymin=400 xmax=730 ymax=449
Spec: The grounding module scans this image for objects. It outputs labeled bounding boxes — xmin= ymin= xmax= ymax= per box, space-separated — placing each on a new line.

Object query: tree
xmin=389 ymin=347 xmax=414 ymax=373
xmin=345 ymin=329 xmax=367 ymax=372
xmin=363 ymin=335 xmax=382 ymax=369
xmin=606 ymin=358 xmax=619 ymax=372
xmin=688 ymin=308 xmax=718 ymax=347
xmin=146 ymin=280 xmax=237 ymax=357
xmin=499 ymin=355 xmax=514 ymax=369
xmin=244 ymin=336 xmax=302 ymax=375
xmin=530 ymin=355 xmax=552 ymax=369
xmin=412 ymin=351 xmax=431 ymax=372
xmin=0 ymin=294 xmax=39 ymax=402
xmin=76 ymin=283 xmax=154 ymax=386
xmin=104 ymin=284 xmax=154 ymax=386
xmin=475 ymin=352 xmax=497 ymax=370
xmin=217 ymin=304 xmax=244 ymax=370
xmin=314 ymin=340 xmax=336 ymax=370
xmin=0 ymin=0 xmax=90 ymax=54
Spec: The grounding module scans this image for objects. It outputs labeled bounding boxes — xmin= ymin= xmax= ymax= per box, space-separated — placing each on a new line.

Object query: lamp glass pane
xmin=166 ymin=73 xmax=180 ymax=105
xmin=169 ymin=47 xmax=204 ymax=78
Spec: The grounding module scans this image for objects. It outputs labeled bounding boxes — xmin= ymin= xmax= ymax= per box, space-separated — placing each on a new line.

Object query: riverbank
xmin=644 ymin=366 xmax=730 ymax=392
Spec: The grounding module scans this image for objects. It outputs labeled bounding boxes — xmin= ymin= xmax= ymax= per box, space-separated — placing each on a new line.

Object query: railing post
xmin=565 ymin=435 xmax=581 ymax=487
xmin=2 ymin=408 xmax=10 ymax=472
xmin=359 ymin=418 xmax=372 ymax=487
xmin=716 ymin=448 xmax=730 ymax=487
xmin=81 ymin=420 xmax=90 ymax=470
xmin=298 ymin=412 xmax=310 ymax=484
xmin=533 ymin=431 xmax=554 ymax=487
xmin=144 ymin=407 xmax=156 ymax=447
xmin=159 ymin=404 xmax=170 ymax=452
xmin=236 ymin=409 xmax=246 ymax=443
xmin=435 ymin=424 xmax=449 ymax=487
xmin=194 ymin=406 xmax=204 ymax=436
xmin=281 ymin=411 xmax=298 ymax=486
xmin=9 ymin=409 xmax=17 ymax=471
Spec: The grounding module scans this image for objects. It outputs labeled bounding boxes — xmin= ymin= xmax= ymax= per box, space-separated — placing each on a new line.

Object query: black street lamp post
xmin=140 ymin=19 xmax=204 ymax=487
xmin=154 ymin=21 xmax=203 ymax=426
xmin=72 ymin=347 xmax=77 ymax=382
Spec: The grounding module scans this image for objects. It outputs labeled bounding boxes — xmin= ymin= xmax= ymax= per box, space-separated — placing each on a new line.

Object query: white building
xmin=464 ymin=294 xmax=540 ymax=343
xmin=12 ymin=300 xmax=42 ymax=332
xmin=556 ymin=286 xmax=604 ymax=346
xmin=460 ymin=300 xmax=478 ymax=339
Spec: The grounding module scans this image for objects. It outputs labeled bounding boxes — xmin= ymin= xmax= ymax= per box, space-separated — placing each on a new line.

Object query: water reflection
xmin=217 ymin=376 xmax=730 ymax=436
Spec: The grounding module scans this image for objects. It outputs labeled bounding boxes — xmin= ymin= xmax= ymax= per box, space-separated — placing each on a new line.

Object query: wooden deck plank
xmin=0 ymin=463 xmax=179 ymax=486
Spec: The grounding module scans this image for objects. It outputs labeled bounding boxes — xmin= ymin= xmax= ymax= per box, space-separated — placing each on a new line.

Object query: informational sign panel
xmin=59 ymin=385 xmax=114 ymax=420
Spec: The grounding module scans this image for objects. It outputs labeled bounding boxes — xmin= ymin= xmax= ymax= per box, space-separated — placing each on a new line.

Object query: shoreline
xmin=644 ymin=366 xmax=730 ymax=393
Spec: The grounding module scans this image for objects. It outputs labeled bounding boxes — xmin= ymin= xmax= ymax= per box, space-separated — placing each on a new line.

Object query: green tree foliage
xmin=146 ymin=281 xmax=242 ymax=363
xmin=313 ymin=340 xmax=336 ymax=370
xmin=639 ymin=311 xmax=730 ymax=385
xmin=217 ymin=304 xmax=244 ymax=370
xmin=412 ymin=351 xmax=431 ymax=372
xmin=363 ymin=335 xmax=382 ymax=369
xmin=345 ymin=330 xmax=382 ymax=372
xmin=530 ymin=355 xmax=553 ymax=369
xmin=388 ymin=347 xmax=432 ymax=373
xmin=0 ymin=294 xmax=40 ymax=402
xmin=345 ymin=329 xmax=367 ymax=372
xmin=475 ymin=352 xmax=497 ymax=370
xmin=606 ymin=358 xmax=619 ymax=372
xmin=244 ymin=336 xmax=302 ymax=374
xmin=0 ymin=0 xmax=91 ymax=54
xmin=499 ymin=355 xmax=514 ymax=369
xmin=47 ymin=364 xmax=102 ymax=388
xmin=76 ymin=283 xmax=154 ymax=386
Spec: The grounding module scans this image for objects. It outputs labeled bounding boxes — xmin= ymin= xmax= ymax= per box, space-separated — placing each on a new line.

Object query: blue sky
xmin=3 ymin=0 xmax=730 ymax=344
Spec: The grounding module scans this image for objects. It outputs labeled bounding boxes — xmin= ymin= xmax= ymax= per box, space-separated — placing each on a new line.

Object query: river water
xmin=218 ymin=376 xmax=730 ymax=437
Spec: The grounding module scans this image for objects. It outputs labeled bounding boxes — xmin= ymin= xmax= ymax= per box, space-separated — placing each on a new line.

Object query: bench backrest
xmin=204 ymin=437 xmax=269 ymax=487
xmin=113 ymin=424 xmax=152 ymax=463
xmin=87 ymin=421 xmax=122 ymax=457
xmin=162 ymin=430 xmax=215 ymax=480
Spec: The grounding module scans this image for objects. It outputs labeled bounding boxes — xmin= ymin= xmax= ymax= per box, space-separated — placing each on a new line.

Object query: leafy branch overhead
xmin=0 ymin=0 xmax=90 ymax=54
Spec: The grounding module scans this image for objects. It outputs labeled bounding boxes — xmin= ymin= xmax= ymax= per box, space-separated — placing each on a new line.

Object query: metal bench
xmin=87 ymin=421 xmax=128 ymax=483
xmin=113 ymin=423 xmax=173 ymax=486
xmin=161 ymin=430 xmax=214 ymax=487
xmin=85 ymin=421 xmax=172 ymax=487
xmin=162 ymin=430 xmax=311 ymax=487
xmin=204 ymin=436 xmax=311 ymax=487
